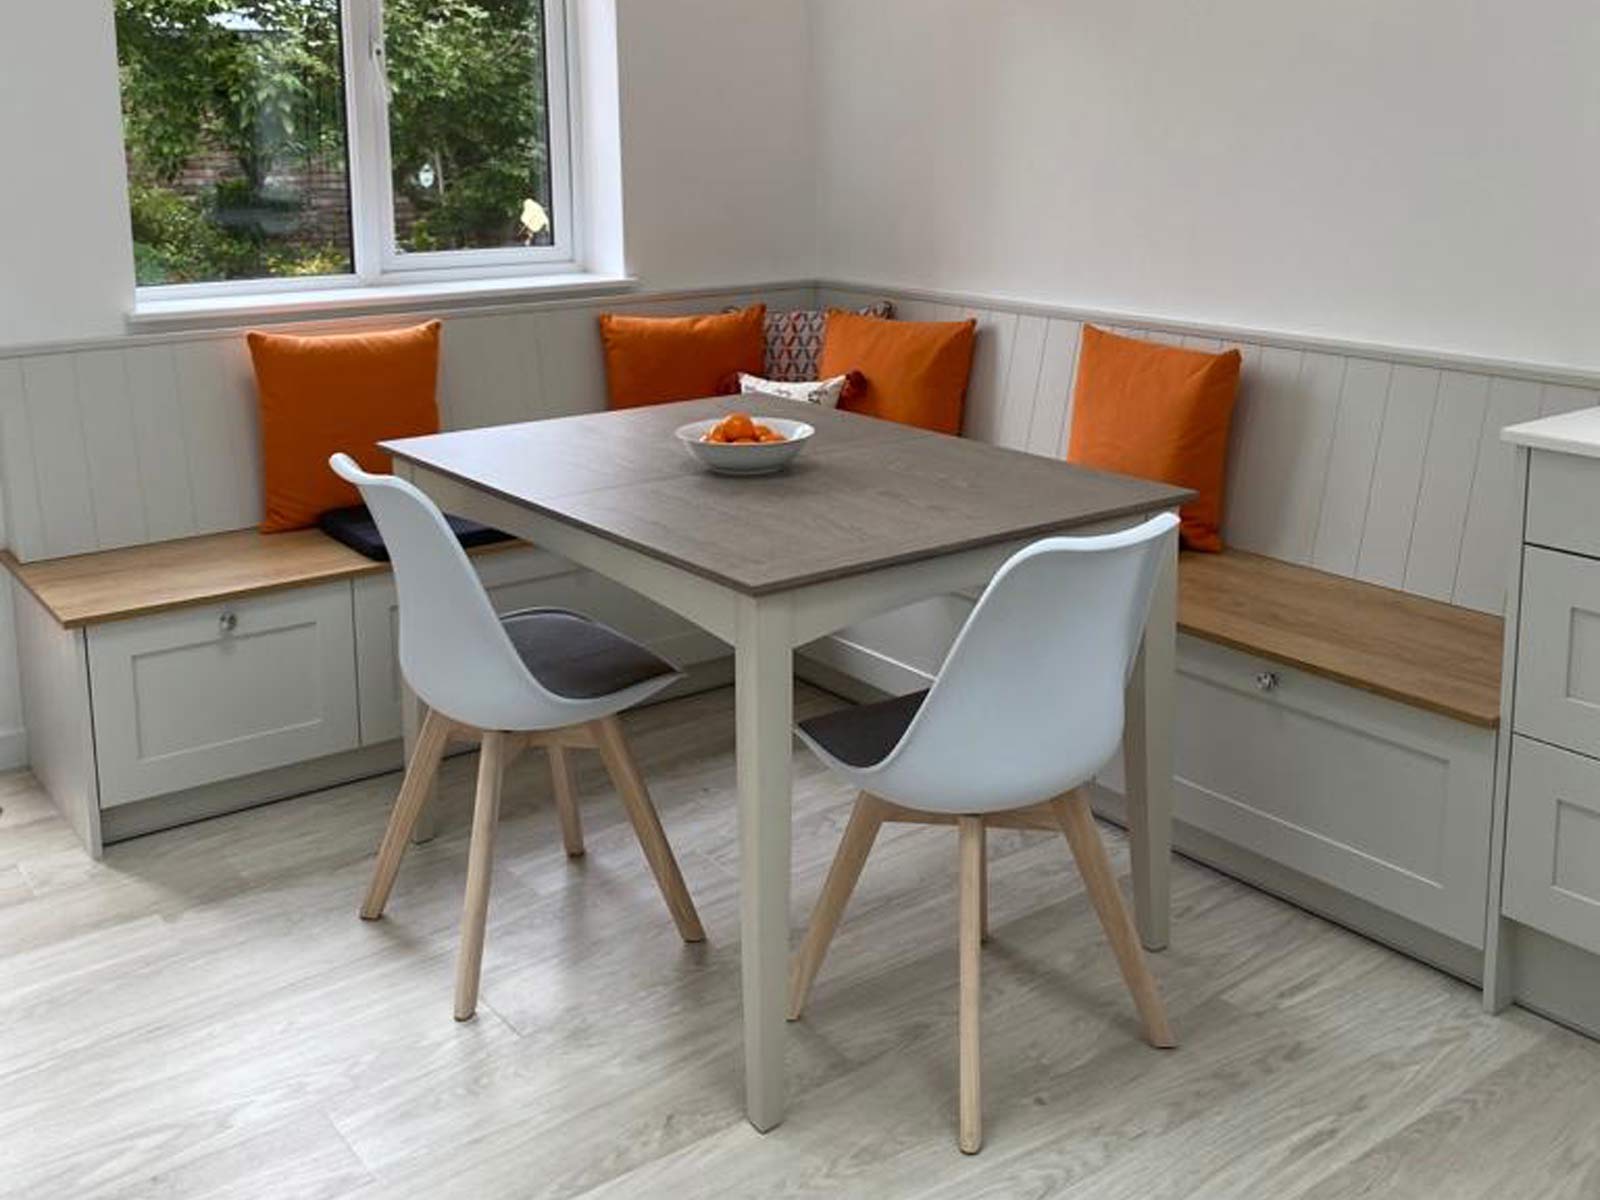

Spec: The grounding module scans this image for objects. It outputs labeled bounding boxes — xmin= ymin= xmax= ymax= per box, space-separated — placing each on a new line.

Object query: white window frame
xmin=133 ymin=0 xmax=581 ymax=304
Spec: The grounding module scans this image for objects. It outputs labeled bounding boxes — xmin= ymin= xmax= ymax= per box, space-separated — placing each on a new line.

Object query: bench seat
xmin=2 ymin=528 xmax=521 ymax=629
xmin=1178 ymin=549 xmax=1503 ymax=728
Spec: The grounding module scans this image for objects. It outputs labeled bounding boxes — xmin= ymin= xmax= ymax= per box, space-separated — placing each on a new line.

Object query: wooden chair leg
xmin=360 ymin=707 xmax=452 ymax=920
xmin=788 ymin=793 xmax=885 ymax=1020
xmin=958 ymin=815 xmax=984 ymax=1154
xmin=977 ymin=821 xmax=990 ymax=944
xmin=548 ymin=743 xmax=585 ymax=858
xmin=454 ymin=731 xmax=508 ymax=1021
xmin=1050 ymin=793 xmax=1176 ymax=1048
xmin=592 ymin=716 xmax=706 ymax=943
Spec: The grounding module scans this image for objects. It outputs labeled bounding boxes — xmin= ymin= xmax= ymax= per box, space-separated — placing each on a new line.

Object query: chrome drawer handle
xmin=1254 ymin=671 xmax=1279 ymax=692
xmin=219 ymin=611 xmax=238 ymax=634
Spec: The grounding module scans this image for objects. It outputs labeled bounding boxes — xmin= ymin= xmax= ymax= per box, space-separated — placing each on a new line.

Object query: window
xmin=115 ymin=0 xmax=575 ymax=297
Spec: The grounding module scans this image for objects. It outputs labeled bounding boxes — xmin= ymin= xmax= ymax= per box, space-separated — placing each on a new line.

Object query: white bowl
xmin=675 ymin=416 xmax=815 ymax=476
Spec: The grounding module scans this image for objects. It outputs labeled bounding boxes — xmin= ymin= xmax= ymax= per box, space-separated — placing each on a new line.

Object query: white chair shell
xmin=329 ymin=453 xmax=677 ymax=732
xmin=798 ymin=512 xmax=1180 ymax=813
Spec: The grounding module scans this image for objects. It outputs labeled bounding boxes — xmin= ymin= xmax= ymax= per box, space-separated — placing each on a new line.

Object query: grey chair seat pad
xmin=502 ymin=608 xmax=679 ymax=700
xmin=798 ymin=689 xmax=929 ymax=769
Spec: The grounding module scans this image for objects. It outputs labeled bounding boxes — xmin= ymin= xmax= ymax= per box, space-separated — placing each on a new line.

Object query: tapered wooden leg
xmin=958 ymin=816 xmax=984 ymax=1154
xmin=1051 ymin=793 xmax=1176 ymax=1048
xmin=454 ymin=731 xmax=508 ymax=1022
xmin=788 ymin=793 xmax=884 ymax=1020
xmin=548 ymin=743 xmax=585 ymax=858
xmin=360 ymin=708 xmax=452 ymax=920
xmin=977 ymin=821 xmax=990 ymax=944
xmin=593 ymin=716 xmax=706 ymax=943
xmin=401 ymin=678 xmax=439 ymax=845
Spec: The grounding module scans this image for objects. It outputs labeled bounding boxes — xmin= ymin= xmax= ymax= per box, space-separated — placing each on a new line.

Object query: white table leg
xmin=1123 ymin=528 xmax=1177 ymax=951
xmin=401 ymin=677 xmax=438 ymax=845
xmin=735 ymin=594 xmax=794 ymax=1132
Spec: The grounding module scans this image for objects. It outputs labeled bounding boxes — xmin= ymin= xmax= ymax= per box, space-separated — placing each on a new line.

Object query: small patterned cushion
xmin=738 ymin=372 xmax=848 ymax=408
xmin=728 ymin=300 xmax=893 ymax=382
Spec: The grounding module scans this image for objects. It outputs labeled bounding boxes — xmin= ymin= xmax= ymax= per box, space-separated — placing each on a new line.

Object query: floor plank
xmin=0 ymin=683 xmax=1591 ymax=1199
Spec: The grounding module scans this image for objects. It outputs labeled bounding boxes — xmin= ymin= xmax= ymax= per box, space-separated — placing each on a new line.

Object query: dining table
xmin=383 ymin=395 xmax=1193 ymax=1133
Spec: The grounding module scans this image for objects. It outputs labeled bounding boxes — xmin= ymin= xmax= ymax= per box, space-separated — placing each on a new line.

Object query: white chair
xmin=330 ymin=454 xmax=704 ymax=1022
xmin=788 ymin=512 xmax=1180 ymax=1153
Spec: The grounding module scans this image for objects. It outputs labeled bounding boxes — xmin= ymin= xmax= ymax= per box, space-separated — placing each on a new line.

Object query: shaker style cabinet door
xmin=1503 ymin=736 xmax=1600 ymax=957
xmin=88 ymin=582 xmax=360 ymax=807
xmin=1515 ymin=546 xmax=1600 ymax=761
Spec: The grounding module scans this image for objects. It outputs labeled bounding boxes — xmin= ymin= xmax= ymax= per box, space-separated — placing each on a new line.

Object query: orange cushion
xmin=1066 ymin=325 xmax=1242 ymax=552
xmin=598 ymin=305 xmax=767 ymax=409
xmin=247 ymin=321 xmax=442 ymax=533
xmin=817 ymin=311 xmax=976 ymax=435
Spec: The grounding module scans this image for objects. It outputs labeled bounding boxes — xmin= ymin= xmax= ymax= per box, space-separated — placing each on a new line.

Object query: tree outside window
xmin=116 ymin=0 xmax=558 ymax=289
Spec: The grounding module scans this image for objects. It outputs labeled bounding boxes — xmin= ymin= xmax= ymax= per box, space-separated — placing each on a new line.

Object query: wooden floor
xmin=2 ymin=683 xmax=1597 ymax=1200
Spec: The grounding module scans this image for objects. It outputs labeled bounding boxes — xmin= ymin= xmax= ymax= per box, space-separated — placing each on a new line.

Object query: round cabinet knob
xmin=219 ymin=611 xmax=238 ymax=634
xmin=1254 ymin=671 xmax=1279 ymax=693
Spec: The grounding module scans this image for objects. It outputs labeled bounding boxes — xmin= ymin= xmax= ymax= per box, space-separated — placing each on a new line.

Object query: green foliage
xmin=117 ymin=0 xmax=345 ymax=187
xmin=115 ymin=0 xmax=552 ymax=284
xmin=384 ymin=0 xmax=552 ymax=251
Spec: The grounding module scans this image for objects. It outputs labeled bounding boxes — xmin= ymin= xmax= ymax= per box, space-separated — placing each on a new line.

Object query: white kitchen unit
xmin=1487 ymin=408 xmax=1600 ymax=1036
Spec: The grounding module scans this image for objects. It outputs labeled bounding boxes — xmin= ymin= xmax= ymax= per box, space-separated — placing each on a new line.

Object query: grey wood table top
xmin=384 ymin=397 xmax=1193 ymax=596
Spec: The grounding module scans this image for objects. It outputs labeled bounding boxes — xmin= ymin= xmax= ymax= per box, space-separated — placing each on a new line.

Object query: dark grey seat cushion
xmin=798 ymin=689 xmax=928 ymax=769
xmin=320 ymin=504 xmax=513 ymax=562
xmin=502 ymin=608 xmax=679 ymax=700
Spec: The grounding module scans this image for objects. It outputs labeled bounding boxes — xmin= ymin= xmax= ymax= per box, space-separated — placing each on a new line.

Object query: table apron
xmin=402 ymin=463 xmax=742 ymax=643
xmin=404 ymin=462 xmax=1165 ymax=648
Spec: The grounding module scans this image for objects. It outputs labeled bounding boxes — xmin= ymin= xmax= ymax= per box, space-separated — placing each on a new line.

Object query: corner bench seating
xmin=7 ymin=518 xmax=1505 ymax=965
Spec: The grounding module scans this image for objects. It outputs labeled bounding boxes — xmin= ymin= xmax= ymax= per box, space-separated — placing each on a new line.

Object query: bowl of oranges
xmin=675 ymin=411 xmax=815 ymax=476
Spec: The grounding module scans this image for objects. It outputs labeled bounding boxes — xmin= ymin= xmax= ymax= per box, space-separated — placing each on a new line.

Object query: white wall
xmin=811 ymin=0 xmax=1600 ymax=373
xmin=616 ymin=0 xmax=815 ymax=287
xmin=0 ymin=3 xmax=136 ymax=347
xmin=0 ymin=0 xmax=816 ymax=350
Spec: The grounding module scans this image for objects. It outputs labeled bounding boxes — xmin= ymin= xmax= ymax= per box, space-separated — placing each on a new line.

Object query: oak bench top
xmin=1 ymin=529 xmax=521 ymax=628
xmin=1179 ymin=549 xmax=1503 ymax=728
xmin=383 ymin=397 xmax=1195 ymax=596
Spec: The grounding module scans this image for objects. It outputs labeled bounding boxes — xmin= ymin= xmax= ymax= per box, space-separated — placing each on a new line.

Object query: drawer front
xmin=1526 ymin=450 xmax=1600 ymax=560
xmin=354 ymin=547 xmax=583 ymax=745
xmin=1515 ymin=546 xmax=1600 ymax=759
xmin=1504 ymin=736 xmax=1600 ymax=956
xmin=1151 ymin=636 xmax=1496 ymax=946
xmin=88 ymin=582 xmax=359 ymax=807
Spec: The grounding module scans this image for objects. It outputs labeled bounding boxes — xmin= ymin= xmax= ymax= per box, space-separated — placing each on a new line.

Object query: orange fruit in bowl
xmin=721 ymin=412 xmax=757 ymax=440
xmin=701 ymin=411 xmax=790 ymax=446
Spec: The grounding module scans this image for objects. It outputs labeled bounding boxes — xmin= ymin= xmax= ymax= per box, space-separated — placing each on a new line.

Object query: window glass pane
xmin=115 ymin=1 xmax=354 ymax=286
xmin=385 ymin=0 xmax=555 ymax=255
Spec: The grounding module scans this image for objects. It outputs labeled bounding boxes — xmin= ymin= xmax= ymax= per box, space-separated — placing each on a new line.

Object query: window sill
xmin=126 ymin=271 xmax=638 ymax=332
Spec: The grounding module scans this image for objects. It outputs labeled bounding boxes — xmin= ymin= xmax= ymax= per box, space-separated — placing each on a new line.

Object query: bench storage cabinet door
xmin=1166 ymin=636 xmax=1497 ymax=947
xmin=88 ymin=583 xmax=360 ymax=807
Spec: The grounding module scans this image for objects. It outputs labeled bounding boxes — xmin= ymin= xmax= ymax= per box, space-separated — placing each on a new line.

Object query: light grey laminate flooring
xmin=1 ymin=684 xmax=1595 ymax=1200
